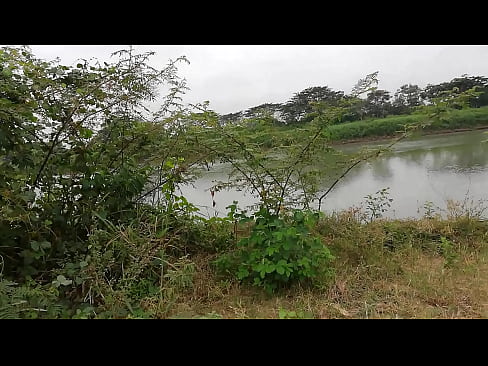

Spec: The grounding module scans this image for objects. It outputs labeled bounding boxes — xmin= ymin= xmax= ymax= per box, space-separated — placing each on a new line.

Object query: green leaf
xmin=265 ymin=263 xmax=275 ymax=273
xmin=30 ymin=241 xmax=40 ymax=251
xmin=265 ymin=246 xmax=278 ymax=256
xmin=79 ymin=127 xmax=93 ymax=139
xmin=272 ymin=231 xmax=283 ymax=241
xmin=164 ymin=160 xmax=175 ymax=169
xmin=2 ymin=68 xmax=12 ymax=77
xmin=237 ymin=267 xmax=249 ymax=280
xmin=56 ymin=275 xmax=72 ymax=286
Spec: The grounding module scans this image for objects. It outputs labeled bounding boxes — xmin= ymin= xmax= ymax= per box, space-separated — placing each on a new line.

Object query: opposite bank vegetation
xmin=1 ymin=46 xmax=487 ymax=319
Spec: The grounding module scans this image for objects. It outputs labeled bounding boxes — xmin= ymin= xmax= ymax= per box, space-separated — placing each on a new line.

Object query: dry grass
xmin=139 ymin=216 xmax=488 ymax=319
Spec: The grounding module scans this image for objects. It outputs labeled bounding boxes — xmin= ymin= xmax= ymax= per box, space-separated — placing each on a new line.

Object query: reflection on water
xmin=181 ymin=130 xmax=488 ymax=219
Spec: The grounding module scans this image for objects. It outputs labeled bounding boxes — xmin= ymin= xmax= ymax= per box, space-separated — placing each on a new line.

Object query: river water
xmin=180 ymin=129 xmax=488 ymax=219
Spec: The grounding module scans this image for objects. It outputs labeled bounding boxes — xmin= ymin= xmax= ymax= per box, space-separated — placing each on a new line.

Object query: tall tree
xmin=422 ymin=74 xmax=488 ymax=108
xmin=364 ymin=89 xmax=392 ymax=118
xmin=281 ymin=86 xmax=344 ymax=124
xmin=219 ymin=111 xmax=244 ymax=125
xmin=392 ymin=84 xmax=423 ymax=114
xmin=244 ymin=102 xmax=283 ymax=124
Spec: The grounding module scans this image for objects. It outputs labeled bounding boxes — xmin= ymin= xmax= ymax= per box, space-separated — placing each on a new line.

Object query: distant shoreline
xmin=331 ymin=125 xmax=488 ymax=146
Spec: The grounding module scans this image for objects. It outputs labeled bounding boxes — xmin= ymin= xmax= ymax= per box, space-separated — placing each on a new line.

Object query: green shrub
xmin=214 ymin=207 xmax=334 ymax=293
xmin=439 ymin=236 xmax=458 ymax=268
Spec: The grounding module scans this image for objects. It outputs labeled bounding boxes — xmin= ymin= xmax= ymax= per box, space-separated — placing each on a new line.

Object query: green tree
xmin=392 ymin=84 xmax=423 ymax=114
xmin=218 ymin=111 xmax=244 ymax=125
xmin=364 ymin=89 xmax=393 ymax=118
xmin=0 ymin=46 xmax=191 ymax=279
xmin=281 ymin=86 xmax=344 ymax=124
xmin=244 ymin=103 xmax=282 ymax=119
xmin=421 ymin=74 xmax=488 ymax=108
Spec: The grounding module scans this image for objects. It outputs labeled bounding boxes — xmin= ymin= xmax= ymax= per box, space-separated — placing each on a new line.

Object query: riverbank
xmin=3 ymin=202 xmax=487 ymax=318
xmin=331 ymin=125 xmax=488 ymax=146
xmin=151 ymin=213 xmax=488 ymax=319
xmin=243 ymin=107 xmax=488 ymax=150
xmin=326 ymin=106 xmax=488 ymax=144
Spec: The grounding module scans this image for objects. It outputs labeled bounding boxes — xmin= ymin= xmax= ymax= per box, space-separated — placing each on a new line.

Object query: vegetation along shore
xmin=1 ymin=46 xmax=487 ymax=318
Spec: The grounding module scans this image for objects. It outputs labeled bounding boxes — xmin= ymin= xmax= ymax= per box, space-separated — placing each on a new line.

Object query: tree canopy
xmin=218 ymin=74 xmax=488 ymax=125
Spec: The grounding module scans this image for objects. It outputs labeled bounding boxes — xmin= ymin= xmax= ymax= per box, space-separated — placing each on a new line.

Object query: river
xmin=179 ymin=129 xmax=488 ymax=219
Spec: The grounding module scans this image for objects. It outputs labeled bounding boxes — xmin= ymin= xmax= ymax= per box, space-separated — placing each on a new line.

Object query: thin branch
xmin=32 ymin=58 xmax=149 ymax=187
xmin=317 ymin=130 xmax=411 ymax=211
xmin=194 ymin=136 xmax=262 ymax=197
xmin=277 ymin=119 xmax=328 ymax=213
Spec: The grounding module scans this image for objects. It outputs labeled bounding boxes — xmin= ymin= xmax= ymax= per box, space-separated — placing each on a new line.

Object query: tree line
xmin=219 ymin=74 xmax=488 ymax=125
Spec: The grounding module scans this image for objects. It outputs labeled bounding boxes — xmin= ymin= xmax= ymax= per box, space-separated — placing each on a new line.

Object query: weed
xmin=363 ymin=187 xmax=393 ymax=222
xmin=439 ymin=236 xmax=458 ymax=268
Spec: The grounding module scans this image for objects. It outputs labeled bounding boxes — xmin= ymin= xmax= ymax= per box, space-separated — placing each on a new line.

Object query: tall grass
xmin=326 ymin=106 xmax=488 ymax=141
xmin=154 ymin=209 xmax=488 ymax=319
xmin=244 ymin=107 xmax=488 ymax=147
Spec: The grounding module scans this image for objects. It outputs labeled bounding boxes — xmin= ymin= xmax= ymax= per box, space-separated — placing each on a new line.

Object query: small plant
xmin=214 ymin=207 xmax=334 ymax=293
xmin=0 ymin=279 xmax=64 ymax=319
xmin=422 ymin=201 xmax=437 ymax=219
xmin=363 ymin=187 xmax=393 ymax=222
xmin=439 ymin=236 xmax=458 ymax=268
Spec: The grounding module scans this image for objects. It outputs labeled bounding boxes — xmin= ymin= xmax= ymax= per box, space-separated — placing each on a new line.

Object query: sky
xmin=26 ymin=45 xmax=488 ymax=115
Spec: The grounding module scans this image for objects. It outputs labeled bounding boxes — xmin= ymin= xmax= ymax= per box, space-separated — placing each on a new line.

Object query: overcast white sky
xmin=27 ymin=45 xmax=488 ymax=115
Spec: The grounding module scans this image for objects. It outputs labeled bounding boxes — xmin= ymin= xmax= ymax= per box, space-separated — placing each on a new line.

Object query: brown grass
xmin=139 ymin=216 xmax=488 ymax=319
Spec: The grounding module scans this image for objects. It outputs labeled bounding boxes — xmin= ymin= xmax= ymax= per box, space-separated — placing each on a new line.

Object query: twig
xmin=317 ymin=130 xmax=410 ymax=211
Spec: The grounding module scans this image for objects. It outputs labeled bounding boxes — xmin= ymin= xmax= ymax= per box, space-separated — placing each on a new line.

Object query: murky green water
xmin=181 ymin=130 xmax=488 ymax=219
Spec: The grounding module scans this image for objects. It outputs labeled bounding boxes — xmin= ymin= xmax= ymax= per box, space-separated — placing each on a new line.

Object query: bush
xmin=214 ymin=207 xmax=334 ymax=293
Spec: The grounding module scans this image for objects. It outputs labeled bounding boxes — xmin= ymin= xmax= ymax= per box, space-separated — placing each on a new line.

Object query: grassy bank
xmin=137 ymin=212 xmax=488 ymax=319
xmin=3 ymin=46 xmax=487 ymax=320
xmin=241 ymin=107 xmax=488 ymax=149
xmin=3 ymin=202 xmax=487 ymax=318
xmin=326 ymin=106 xmax=488 ymax=142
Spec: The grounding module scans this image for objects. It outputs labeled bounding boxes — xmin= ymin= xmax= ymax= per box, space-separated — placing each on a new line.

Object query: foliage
xmin=189 ymin=73 xmax=380 ymax=217
xmin=439 ymin=236 xmax=458 ymax=268
xmin=422 ymin=201 xmax=437 ymax=219
xmin=2 ymin=45 xmax=487 ymax=317
xmin=0 ymin=278 xmax=66 ymax=319
xmin=422 ymin=75 xmax=488 ymax=108
xmin=281 ymin=86 xmax=345 ymax=124
xmin=363 ymin=187 xmax=394 ymax=222
xmin=392 ymin=84 xmax=424 ymax=114
xmin=364 ymin=89 xmax=393 ymax=118
xmin=217 ymin=73 xmax=488 ymax=127
xmin=0 ymin=45 xmax=194 ymax=281
xmin=214 ymin=207 xmax=335 ymax=293
xmin=325 ymin=106 xmax=488 ymax=141
xmin=0 ymin=45 xmax=216 ymax=318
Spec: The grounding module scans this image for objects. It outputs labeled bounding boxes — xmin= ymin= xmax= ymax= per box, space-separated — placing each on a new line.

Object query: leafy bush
xmin=215 ymin=207 xmax=334 ymax=293
xmin=363 ymin=187 xmax=394 ymax=222
xmin=0 ymin=279 xmax=66 ymax=319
